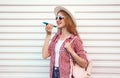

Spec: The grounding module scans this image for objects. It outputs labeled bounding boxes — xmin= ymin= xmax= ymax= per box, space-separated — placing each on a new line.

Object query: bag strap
xmin=69 ymin=36 xmax=77 ymax=78
xmin=69 ymin=36 xmax=77 ymax=45
xmin=69 ymin=36 xmax=77 ymax=59
xmin=69 ymin=36 xmax=93 ymax=77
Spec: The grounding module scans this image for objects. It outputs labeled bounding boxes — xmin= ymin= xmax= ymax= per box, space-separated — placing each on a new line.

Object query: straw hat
xmin=54 ymin=6 xmax=77 ymax=26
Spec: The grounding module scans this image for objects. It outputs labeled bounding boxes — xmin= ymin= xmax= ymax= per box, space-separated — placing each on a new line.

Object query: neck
xmin=60 ymin=28 xmax=70 ymax=40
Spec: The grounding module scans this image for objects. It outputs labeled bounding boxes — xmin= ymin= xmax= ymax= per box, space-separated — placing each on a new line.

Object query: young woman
xmin=42 ymin=6 xmax=88 ymax=78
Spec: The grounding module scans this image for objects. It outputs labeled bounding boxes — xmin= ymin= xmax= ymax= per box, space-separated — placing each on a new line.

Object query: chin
xmin=57 ymin=25 xmax=62 ymax=28
xmin=58 ymin=25 xmax=65 ymax=28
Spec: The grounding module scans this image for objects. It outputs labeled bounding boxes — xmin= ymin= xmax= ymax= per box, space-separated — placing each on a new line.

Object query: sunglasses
xmin=56 ymin=16 xmax=64 ymax=20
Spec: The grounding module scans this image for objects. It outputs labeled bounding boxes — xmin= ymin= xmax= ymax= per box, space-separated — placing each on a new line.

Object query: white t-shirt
xmin=55 ymin=39 xmax=64 ymax=67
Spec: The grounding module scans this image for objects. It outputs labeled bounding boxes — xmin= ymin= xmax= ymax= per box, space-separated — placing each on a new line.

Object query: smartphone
xmin=42 ymin=22 xmax=57 ymax=27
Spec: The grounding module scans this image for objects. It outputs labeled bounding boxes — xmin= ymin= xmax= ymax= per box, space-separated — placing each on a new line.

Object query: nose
xmin=56 ymin=20 xmax=59 ymax=24
xmin=56 ymin=17 xmax=60 ymax=21
xmin=56 ymin=18 xmax=60 ymax=23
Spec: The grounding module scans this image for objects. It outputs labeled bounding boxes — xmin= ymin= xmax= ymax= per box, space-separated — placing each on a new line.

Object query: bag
xmin=69 ymin=37 xmax=93 ymax=78
xmin=70 ymin=53 xmax=93 ymax=78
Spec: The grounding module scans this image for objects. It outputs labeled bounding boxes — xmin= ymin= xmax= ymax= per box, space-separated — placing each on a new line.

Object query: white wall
xmin=0 ymin=0 xmax=120 ymax=78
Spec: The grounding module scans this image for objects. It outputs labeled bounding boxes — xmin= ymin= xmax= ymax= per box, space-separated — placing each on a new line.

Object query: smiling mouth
xmin=57 ymin=22 xmax=62 ymax=26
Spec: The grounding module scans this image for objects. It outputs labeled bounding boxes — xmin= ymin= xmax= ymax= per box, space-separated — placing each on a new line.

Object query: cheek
xmin=57 ymin=20 xmax=66 ymax=28
xmin=61 ymin=21 xmax=65 ymax=26
xmin=61 ymin=23 xmax=66 ymax=28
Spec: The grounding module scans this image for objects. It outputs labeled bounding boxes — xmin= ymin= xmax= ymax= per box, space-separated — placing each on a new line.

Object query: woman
xmin=42 ymin=6 xmax=88 ymax=78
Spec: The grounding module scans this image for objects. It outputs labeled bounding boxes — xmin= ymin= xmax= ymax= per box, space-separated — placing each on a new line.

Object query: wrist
xmin=68 ymin=48 xmax=74 ymax=54
xmin=46 ymin=34 xmax=51 ymax=38
xmin=45 ymin=35 xmax=51 ymax=41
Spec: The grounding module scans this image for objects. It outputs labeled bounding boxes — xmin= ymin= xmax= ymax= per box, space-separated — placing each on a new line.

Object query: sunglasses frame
xmin=56 ymin=16 xmax=64 ymax=20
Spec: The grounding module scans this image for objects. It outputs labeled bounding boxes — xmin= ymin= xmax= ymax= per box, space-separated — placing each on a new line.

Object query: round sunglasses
xmin=56 ymin=16 xmax=64 ymax=20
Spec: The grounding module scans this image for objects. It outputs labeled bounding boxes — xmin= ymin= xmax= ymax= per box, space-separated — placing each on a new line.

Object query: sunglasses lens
xmin=59 ymin=17 xmax=63 ymax=20
xmin=56 ymin=17 xmax=58 ymax=20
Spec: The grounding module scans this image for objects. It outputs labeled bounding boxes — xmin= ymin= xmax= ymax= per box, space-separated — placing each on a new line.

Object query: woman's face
xmin=56 ymin=12 xmax=66 ymax=28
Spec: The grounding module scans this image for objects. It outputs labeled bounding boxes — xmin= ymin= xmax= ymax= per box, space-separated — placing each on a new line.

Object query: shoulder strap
xmin=69 ymin=36 xmax=77 ymax=59
xmin=69 ymin=36 xmax=77 ymax=45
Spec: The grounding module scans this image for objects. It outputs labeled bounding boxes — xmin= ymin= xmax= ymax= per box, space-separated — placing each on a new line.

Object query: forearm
xmin=42 ymin=35 xmax=51 ymax=59
xmin=69 ymin=49 xmax=88 ymax=68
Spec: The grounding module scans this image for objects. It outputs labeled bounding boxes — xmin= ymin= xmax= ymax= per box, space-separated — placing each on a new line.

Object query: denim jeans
xmin=52 ymin=67 xmax=60 ymax=78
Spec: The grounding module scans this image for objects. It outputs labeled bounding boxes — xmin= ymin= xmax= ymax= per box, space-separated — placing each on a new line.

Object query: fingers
xmin=69 ymin=36 xmax=77 ymax=44
xmin=64 ymin=42 xmax=74 ymax=53
xmin=65 ymin=40 xmax=73 ymax=48
xmin=64 ymin=37 xmax=77 ymax=52
xmin=45 ymin=24 xmax=53 ymax=35
xmin=64 ymin=42 xmax=70 ymax=48
xmin=45 ymin=24 xmax=53 ymax=31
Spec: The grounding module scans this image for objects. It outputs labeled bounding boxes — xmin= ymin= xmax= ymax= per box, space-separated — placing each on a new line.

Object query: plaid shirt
xmin=48 ymin=32 xmax=87 ymax=78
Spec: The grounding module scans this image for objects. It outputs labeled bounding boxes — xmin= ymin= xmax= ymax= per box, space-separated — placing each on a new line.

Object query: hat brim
xmin=54 ymin=6 xmax=77 ymax=26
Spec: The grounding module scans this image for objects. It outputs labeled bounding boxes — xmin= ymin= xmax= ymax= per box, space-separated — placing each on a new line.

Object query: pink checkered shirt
xmin=48 ymin=32 xmax=87 ymax=78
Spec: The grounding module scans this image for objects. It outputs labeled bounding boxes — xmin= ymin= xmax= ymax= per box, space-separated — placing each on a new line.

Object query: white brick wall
xmin=0 ymin=0 xmax=120 ymax=78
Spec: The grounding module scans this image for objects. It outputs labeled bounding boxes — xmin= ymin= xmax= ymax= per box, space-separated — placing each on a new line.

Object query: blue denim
xmin=52 ymin=67 xmax=60 ymax=78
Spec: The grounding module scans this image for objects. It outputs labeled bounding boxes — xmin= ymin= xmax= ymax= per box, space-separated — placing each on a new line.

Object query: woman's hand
xmin=45 ymin=24 xmax=53 ymax=35
xmin=42 ymin=24 xmax=53 ymax=59
xmin=64 ymin=42 xmax=74 ymax=53
xmin=64 ymin=38 xmax=75 ymax=53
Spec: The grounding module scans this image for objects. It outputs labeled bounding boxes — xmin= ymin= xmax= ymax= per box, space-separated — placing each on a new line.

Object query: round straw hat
xmin=54 ymin=6 xmax=77 ymax=26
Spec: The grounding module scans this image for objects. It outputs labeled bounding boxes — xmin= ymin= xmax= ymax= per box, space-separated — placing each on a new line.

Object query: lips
xmin=57 ymin=21 xmax=62 ymax=26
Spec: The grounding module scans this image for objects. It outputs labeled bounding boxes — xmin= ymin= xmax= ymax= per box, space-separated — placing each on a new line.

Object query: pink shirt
xmin=48 ymin=32 xmax=87 ymax=78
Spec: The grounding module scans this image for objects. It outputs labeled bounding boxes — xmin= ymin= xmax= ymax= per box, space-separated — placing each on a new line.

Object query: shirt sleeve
xmin=48 ymin=32 xmax=59 ymax=55
xmin=73 ymin=36 xmax=88 ymax=61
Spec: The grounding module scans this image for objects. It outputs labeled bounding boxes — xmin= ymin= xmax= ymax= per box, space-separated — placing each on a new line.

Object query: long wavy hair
xmin=57 ymin=10 xmax=79 ymax=36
